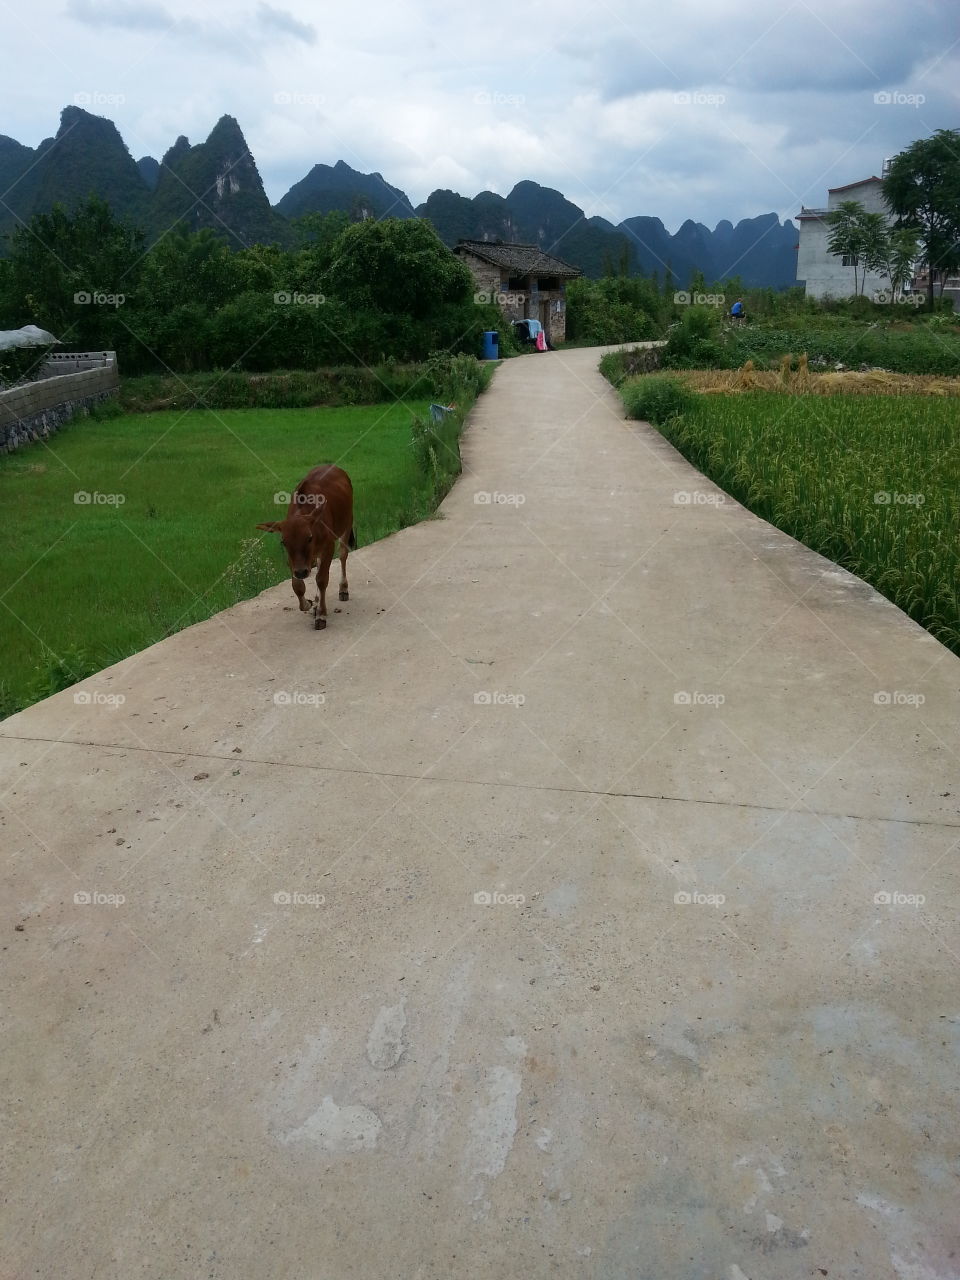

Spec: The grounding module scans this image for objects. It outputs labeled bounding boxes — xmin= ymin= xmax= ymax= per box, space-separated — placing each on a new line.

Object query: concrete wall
xmin=0 ymin=354 xmax=119 ymax=454
xmin=41 ymin=351 xmax=117 ymax=375
xmin=797 ymin=178 xmax=893 ymax=300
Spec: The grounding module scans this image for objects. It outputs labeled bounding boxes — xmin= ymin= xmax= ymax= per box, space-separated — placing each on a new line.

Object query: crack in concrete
xmin=3 ymin=730 xmax=958 ymax=829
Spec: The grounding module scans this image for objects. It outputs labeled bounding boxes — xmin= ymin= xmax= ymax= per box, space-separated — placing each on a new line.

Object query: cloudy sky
xmin=6 ymin=0 xmax=959 ymax=230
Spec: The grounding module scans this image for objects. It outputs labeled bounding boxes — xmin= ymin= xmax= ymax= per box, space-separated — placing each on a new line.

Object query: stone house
xmin=796 ymin=172 xmax=895 ymax=300
xmin=453 ymin=240 xmax=582 ymax=343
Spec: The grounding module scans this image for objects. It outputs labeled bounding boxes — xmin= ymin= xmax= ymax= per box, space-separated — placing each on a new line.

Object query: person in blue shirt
xmin=730 ymin=299 xmax=745 ymax=325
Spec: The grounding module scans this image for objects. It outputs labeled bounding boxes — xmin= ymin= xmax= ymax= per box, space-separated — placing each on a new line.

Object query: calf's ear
xmin=256 ymin=521 xmax=282 ymax=533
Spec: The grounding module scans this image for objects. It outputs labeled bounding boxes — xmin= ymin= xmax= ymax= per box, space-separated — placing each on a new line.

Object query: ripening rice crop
xmin=655 ymin=392 xmax=960 ymax=654
xmin=677 ymin=368 xmax=960 ymax=397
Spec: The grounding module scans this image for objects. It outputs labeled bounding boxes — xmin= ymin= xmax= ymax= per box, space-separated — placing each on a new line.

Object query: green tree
xmin=882 ymin=227 xmax=920 ymax=302
xmin=826 ymin=201 xmax=887 ymax=296
xmin=129 ymin=229 xmax=245 ymax=369
xmin=287 ymin=212 xmax=350 ymax=297
xmin=326 ymin=218 xmax=473 ymax=318
xmin=234 ymin=244 xmax=289 ymax=294
xmin=860 ymin=211 xmax=893 ymax=297
xmin=290 ymin=210 xmax=350 ymax=253
xmin=139 ymin=228 xmax=241 ymax=313
xmin=2 ymin=196 xmax=144 ymax=349
xmin=884 ymin=130 xmax=960 ymax=310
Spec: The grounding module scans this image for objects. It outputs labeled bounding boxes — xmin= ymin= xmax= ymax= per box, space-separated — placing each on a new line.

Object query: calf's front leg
xmin=314 ymin=547 xmax=333 ymax=630
xmin=292 ymin=576 xmax=311 ymax=612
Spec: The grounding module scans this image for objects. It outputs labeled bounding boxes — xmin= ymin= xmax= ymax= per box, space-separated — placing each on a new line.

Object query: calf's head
xmin=256 ymin=508 xmax=318 ymax=579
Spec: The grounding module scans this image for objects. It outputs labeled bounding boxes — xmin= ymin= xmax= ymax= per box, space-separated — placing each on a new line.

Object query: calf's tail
xmin=349 ymin=527 xmax=357 ymax=550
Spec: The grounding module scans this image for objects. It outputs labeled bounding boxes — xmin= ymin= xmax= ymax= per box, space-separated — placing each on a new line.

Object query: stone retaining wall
xmin=0 ymin=354 xmax=119 ymax=454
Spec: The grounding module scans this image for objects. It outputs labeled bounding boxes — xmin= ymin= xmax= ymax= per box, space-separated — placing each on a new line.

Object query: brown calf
xmin=257 ymin=465 xmax=356 ymax=630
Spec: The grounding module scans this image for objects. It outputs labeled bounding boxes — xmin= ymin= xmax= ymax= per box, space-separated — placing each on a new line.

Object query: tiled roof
xmin=454 ymin=240 xmax=582 ymax=278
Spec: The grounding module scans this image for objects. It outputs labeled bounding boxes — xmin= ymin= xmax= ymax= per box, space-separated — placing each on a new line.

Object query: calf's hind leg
xmin=338 ymin=533 xmax=350 ymax=601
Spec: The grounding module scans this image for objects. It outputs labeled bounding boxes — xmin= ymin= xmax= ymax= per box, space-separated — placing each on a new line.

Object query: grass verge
xmin=0 ymin=389 xmax=483 ymax=717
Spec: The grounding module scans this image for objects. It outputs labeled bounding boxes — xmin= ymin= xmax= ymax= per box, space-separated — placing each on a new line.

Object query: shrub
xmin=87 ymin=396 xmax=125 ymax=420
xmin=724 ymin=326 xmax=960 ymax=375
xmin=0 ymin=645 xmax=109 ymax=717
xmin=661 ymin=307 xmax=723 ymax=368
xmin=599 ymin=346 xmax=661 ymax=386
xmin=408 ymin=354 xmax=491 ymax=504
xmin=566 ymin=276 xmax=662 ymax=345
xmin=620 ymin=373 xmax=696 ymax=425
xmin=424 ymin=350 xmax=492 ymax=404
xmin=599 ymin=351 xmax=628 ymax=386
xmin=115 ymin=357 xmax=491 ymax=414
xmin=0 ymin=344 xmax=54 ymax=388
xmin=484 ymin=313 xmax=520 ymax=357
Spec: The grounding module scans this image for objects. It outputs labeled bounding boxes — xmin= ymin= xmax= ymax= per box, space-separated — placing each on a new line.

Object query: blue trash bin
xmin=482 ymin=330 xmax=499 ymax=360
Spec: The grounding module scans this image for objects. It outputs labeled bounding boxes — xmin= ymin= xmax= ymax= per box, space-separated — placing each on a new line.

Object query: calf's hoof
xmin=314 ymin=615 xmax=326 ymax=631
xmin=339 ymin=589 xmax=349 ymax=601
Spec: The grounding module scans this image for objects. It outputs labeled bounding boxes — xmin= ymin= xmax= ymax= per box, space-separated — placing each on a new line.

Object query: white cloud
xmin=10 ymin=0 xmax=956 ymax=228
xmin=256 ymin=3 xmax=316 ymax=45
xmin=66 ymin=0 xmax=172 ymax=30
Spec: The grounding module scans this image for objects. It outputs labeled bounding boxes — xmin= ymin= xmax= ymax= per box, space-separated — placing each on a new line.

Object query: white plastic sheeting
xmin=0 ymin=325 xmax=59 ymax=351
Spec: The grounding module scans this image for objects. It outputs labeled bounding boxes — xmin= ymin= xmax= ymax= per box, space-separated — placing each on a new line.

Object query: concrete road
xmin=2 ymin=347 xmax=959 ymax=1280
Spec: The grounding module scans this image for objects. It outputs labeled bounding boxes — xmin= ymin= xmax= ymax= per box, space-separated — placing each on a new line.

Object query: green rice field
xmin=657 ymin=391 xmax=960 ymax=654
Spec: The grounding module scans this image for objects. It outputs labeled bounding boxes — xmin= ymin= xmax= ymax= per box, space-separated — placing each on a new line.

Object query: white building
xmin=796 ymin=174 xmax=894 ymax=300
